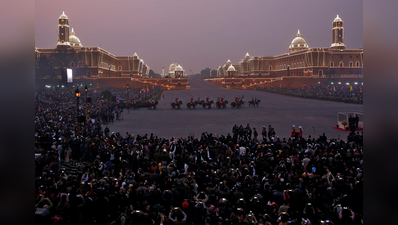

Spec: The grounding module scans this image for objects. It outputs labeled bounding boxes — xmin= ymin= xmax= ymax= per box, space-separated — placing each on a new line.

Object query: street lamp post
xmin=85 ymin=85 xmax=88 ymax=121
xmin=75 ymin=87 xmax=81 ymax=134
xmin=126 ymin=84 xmax=130 ymax=114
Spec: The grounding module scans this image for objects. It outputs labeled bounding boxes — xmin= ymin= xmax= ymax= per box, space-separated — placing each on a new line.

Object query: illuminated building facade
xmin=217 ymin=15 xmax=363 ymax=78
xmin=35 ymin=12 xmax=150 ymax=79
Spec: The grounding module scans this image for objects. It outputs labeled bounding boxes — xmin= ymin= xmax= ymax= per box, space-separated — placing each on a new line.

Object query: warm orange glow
xmin=76 ymin=92 xmax=80 ymax=98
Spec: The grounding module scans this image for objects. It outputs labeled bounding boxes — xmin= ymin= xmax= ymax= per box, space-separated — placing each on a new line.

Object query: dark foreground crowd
xmin=258 ymin=85 xmax=363 ymax=104
xmin=35 ymin=117 xmax=363 ymax=225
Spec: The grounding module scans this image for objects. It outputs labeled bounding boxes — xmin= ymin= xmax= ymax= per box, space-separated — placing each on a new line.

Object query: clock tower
xmin=57 ymin=11 xmax=71 ymax=47
xmin=330 ymin=15 xmax=345 ymax=49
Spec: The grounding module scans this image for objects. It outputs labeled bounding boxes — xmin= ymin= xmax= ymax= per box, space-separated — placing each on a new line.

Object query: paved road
xmin=107 ymin=78 xmax=363 ymax=140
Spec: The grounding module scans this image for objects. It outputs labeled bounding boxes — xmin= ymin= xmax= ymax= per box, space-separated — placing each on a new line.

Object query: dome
xmin=59 ymin=11 xmax=68 ymax=19
xmin=227 ymin=59 xmax=231 ymax=64
xmin=333 ymin=15 xmax=342 ymax=23
xmin=169 ymin=63 xmax=177 ymax=72
xmin=175 ymin=65 xmax=184 ymax=72
xmin=69 ymin=28 xmax=82 ymax=47
xmin=289 ymin=30 xmax=309 ymax=52
xmin=227 ymin=65 xmax=236 ymax=72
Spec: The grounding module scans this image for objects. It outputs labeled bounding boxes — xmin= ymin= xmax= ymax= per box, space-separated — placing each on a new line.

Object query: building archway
xmin=318 ymin=69 xmax=323 ymax=76
xmin=339 ymin=61 xmax=344 ymax=67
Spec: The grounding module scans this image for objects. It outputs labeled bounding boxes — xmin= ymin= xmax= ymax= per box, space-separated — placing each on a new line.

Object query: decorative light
xmin=331 ymin=82 xmax=334 ymax=84
xmin=75 ymin=88 xmax=81 ymax=98
xmin=338 ymin=82 xmax=341 ymax=84
xmin=346 ymin=83 xmax=349 ymax=85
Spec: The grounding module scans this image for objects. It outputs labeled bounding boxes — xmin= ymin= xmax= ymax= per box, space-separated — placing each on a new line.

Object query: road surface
xmin=106 ymin=78 xmax=363 ymax=140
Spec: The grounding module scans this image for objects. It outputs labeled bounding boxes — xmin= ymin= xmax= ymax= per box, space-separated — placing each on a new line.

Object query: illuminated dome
xmin=59 ymin=11 xmax=68 ymax=19
xmin=289 ymin=30 xmax=309 ymax=53
xmin=169 ymin=63 xmax=177 ymax=72
xmin=175 ymin=65 xmax=184 ymax=72
xmin=227 ymin=65 xmax=236 ymax=72
xmin=333 ymin=15 xmax=342 ymax=23
xmin=69 ymin=28 xmax=82 ymax=47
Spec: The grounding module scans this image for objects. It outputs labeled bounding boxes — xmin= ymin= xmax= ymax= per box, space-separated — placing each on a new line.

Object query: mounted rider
xmin=221 ymin=97 xmax=225 ymax=104
xmin=235 ymin=97 xmax=240 ymax=104
xmin=175 ymin=97 xmax=179 ymax=105
xmin=190 ymin=97 xmax=194 ymax=105
xmin=216 ymin=97 xmax=220 ymax=104
xmin=206 ymin=97 xmax=210 ymax=104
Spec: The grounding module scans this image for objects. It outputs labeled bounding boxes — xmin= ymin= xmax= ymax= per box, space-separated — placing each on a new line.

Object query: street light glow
xmin=331 ymin=82 xmax=334 ymax=84
xmin=354 ymin=82 xmax=358 ymax=85
xmin=338 ymin=82 xmax=341 ymax=84
xmin=346 ymin=83 xmax=349 ymax=85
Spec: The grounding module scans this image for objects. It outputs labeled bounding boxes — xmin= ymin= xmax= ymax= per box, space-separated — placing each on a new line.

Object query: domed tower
xmin=289 ymin=30 xmax=309 ymax=53
xmin=169 ymin=63 xmax=177 ymax=76
xmin=175 ymin=65 xmax=184 ymax=78
xmin=57 ymin=11 xmax=70 ymax=47
xmin=227 ymin=65 xmax=236 ymax=78
xmin=69 ymin=28 xmax=82 ymax=47
xmin=331 ymin=15 xmax=345 ymax=49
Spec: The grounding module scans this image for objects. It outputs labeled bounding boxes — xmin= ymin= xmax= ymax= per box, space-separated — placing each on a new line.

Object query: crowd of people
xmin=35 ymin=107 xmax=363 ymax=225
xmin=258 ymin=85 xmax=363 ymax=104
xmin=36 ymin=86 xmax=163 ymax=125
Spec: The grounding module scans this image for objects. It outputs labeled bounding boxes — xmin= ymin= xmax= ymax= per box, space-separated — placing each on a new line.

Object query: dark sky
xmin=35 ymin=0 xmax=363 ymax=74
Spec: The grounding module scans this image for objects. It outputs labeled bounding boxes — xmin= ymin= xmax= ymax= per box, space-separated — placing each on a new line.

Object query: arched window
xmin=318 ymin=69 xmax=323 ymax=76
xmin=356 ymin=61 xmax=360 ymax=67
xmin=330 ymin=62 xmax=334 ymax=67
xmin=349 ymin=61 xmax=353 ymax=67
xmin=269 ymin=66 xmax=272 ymax=71
xmin=299 ymin=62 xmax=302 ymax=67
xmin=118 ymin=66 xmax=122 ymax=71
xmin=339 ymin=61 xmax=344 ymax=67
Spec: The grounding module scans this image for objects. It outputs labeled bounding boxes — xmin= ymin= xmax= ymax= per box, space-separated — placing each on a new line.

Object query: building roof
xmin=227 ymin=65 xmax=236 ymax=72
xmin=59 ymin=11 xmax=68 ymax=19
xmin=333 ymin=15 xmax=343 ymax=23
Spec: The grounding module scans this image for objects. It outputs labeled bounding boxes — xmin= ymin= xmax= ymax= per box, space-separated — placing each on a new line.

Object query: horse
xmin=202 ymin=100 xmax=214 ymax=109
xmin=248 ymin=99 xmax=261 ymax=107
xmin=171 ymin=100 xmax=183 ymax=109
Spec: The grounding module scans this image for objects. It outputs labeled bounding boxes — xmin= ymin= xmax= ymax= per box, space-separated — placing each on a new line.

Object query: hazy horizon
xmin=35 ymin=0 xmax=363 ymax=74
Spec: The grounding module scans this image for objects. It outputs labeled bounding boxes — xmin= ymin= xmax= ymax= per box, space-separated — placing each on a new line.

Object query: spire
xmin=246 ymin=52 xmax=250 ymax=57
xmin=297 ymin=30 xmax=301 ymax=37
xmin=71 ymin=28 xmax=75 ymax=36
xmin=134 ymin=52 xmax=138 ymax=57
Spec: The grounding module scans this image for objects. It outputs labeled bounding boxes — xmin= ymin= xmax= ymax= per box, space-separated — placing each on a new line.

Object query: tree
xmin=326 ymin=69 xmax=336 ymax=79
xmin=149 ymin=69 xmax=162 ymax=78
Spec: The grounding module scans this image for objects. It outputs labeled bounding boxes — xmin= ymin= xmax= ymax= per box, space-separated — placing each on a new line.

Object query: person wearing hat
xmin=291 ymin=125 xmax=296 ymax=138
xmin=299 ymin=126 xmax=303 ymax=139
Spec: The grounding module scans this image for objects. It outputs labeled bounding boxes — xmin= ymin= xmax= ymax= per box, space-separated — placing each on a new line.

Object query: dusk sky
xmin=35 ymin=0 xmax=363 ymax=74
